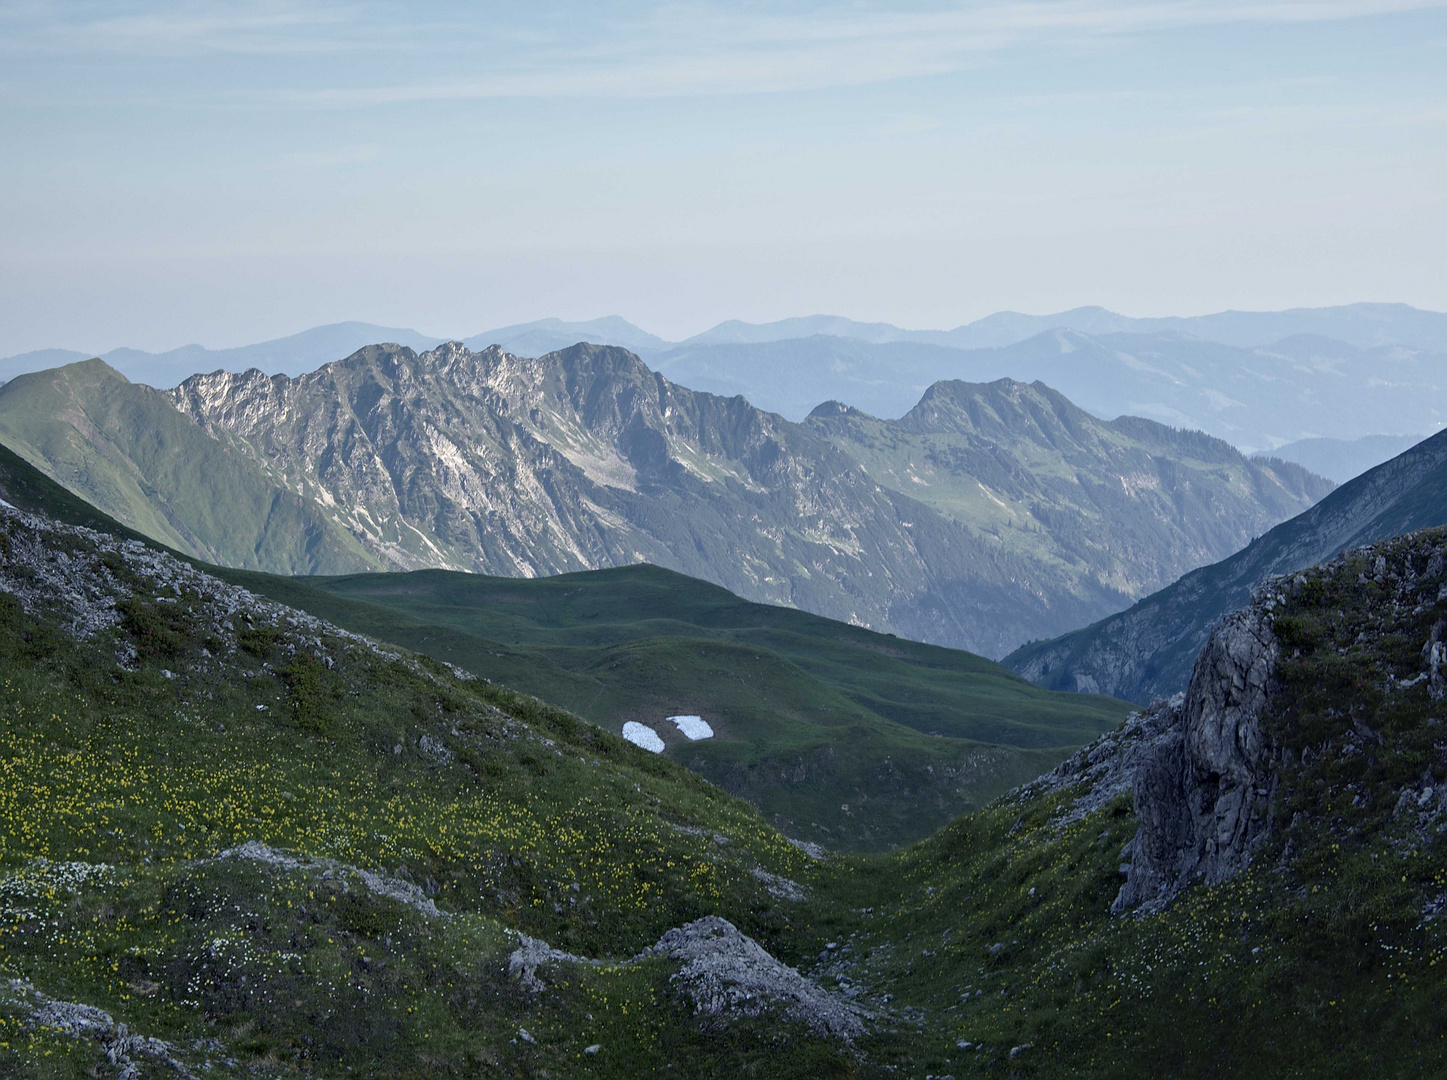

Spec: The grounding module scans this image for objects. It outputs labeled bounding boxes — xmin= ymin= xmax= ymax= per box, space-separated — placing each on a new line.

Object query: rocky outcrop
xmin=216 ymin=842 xmax=446 ymax=919
xmin=642 ymin=916 xmax=869 ymax=1041
xmin=507 ymin=915 xmax=868 ymax=1041
xmin=1113 ymin=599 xmax=1282 ymax=912
xmin=4 ymin=978 xmax=198 ymax=1079
xmin=1017 ymin=576 xmax=1290 ymax=914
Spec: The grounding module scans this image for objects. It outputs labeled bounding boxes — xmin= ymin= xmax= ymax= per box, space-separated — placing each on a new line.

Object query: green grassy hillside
xmin=213 ymin=564 xmax=1127 ymax=852
xmin=0 ymin=360 xmax=380 ymax=574
xmin=3 ymin=480 xmax=1445 ymax=1078
xmin=806 ymin=378 xmax=1332 ymax=603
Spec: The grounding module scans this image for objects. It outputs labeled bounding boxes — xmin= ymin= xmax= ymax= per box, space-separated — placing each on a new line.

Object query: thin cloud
xmin=273 ymin=1 xmax=1447 ymax=106
xmin=5 ymin=0 xmax=1446 ymax=99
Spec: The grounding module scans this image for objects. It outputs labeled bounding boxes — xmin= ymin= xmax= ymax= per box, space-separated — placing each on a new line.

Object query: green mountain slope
xmin=4 ymin=475 xmax=1446 ymax=1077
xmin=0 ymin=360 xmax=380 ymax=574
xmin=1007 ymin=427 xmax=1447 ymax=703
xmin=222 ymin=563 xmax=1127 ymax=851
xmin=0 ymin=435 xmax=1126 ymax=851
xmin=806 ymin=378 xmax=1330 ymax=604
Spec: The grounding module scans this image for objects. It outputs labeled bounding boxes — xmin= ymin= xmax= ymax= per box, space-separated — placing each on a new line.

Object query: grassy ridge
xmin=221 ymin=564 xmax=1127 ymax=851
xmin=0 ymin=361 xmax=378 ymax=573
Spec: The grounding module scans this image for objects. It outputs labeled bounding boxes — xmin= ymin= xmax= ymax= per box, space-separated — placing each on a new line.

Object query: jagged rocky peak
xmin=805 ymin=399 xmax=868 ymax=420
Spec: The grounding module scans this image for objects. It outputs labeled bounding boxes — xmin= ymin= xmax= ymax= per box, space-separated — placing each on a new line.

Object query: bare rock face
xmin=1113 ymin=597 xmax=1282 ymax=913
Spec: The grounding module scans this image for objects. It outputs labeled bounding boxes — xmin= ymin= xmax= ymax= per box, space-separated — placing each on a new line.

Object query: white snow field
xmin=667 ymin=715 xmax=714 ymax=740
xmin=621 ymin=721 xmax=665 ymax=753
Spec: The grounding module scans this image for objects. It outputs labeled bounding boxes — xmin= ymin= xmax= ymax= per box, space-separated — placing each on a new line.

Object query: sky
xmin=1 ymin=0 xmax=1444 ymax=354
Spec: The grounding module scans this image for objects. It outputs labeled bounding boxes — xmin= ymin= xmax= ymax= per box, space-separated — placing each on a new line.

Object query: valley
xmin=1009 ymin=426 xmax=1447 ymax=703
xmin=0 ymin=440 xmax=1126 ymax=852
xmin=2 ymin=449 xmax=1445 ymax=1077
xmin=7 ymin=3 xmax=1441 ymax=1073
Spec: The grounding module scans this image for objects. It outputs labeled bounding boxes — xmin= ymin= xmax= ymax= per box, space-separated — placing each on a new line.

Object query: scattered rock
xmin=5 ymin=977 xmax=198 ymax=1079
xmin=751 ymin=866 xmax=807 ymax=900
xmin=417 ymin=733 xmax=453 ymax=765
xmin=787 ymin=837 xmax=828 ymax=860
xmin=507 ymin=934 xmax=594 ymax=994
xmin=216 ymin=841 xmax=444 ymax=919
xmin=641 ymin=916 xmax=868 ymax=1041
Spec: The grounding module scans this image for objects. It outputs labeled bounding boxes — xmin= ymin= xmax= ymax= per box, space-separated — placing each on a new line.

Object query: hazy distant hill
xmin=0 ymin=323 xmax=445 ymax=389
xmin=673 ymin=302 xmax=1447 ymax=352
xmin=0 ymin=344 xmax=1330 ymax=657
xmin=651 ymin=335 xmax=963 ymax=419
xmin=465 ymin=315 xmax=669 ymax=357
xmin=1007 ymin=428 xmax=1447 ymax=702
xmin=654 ymin=329 xmax=1447 ymax=452
xmin=7 ymin=302 xmax=1443 ymax=398
xmin=1257 ymin=433 xmax=1426 ymax=484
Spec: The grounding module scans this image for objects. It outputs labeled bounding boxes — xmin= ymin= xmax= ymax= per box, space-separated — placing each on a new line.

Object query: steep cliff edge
xmin=1022 ymin=524 xmax=1447 ymax=925
xmin=1113 ymin=599 xmax=1282 ymax=912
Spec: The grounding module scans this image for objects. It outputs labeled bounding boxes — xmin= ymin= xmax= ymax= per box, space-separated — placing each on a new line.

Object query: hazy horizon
xmin=2 ymin=1 xmax=1444 ymax=356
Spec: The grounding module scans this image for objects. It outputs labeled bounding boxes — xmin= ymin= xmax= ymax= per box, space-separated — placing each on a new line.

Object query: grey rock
xmin=216 ymin=841 xmax=444 ymax=919
xmin=507 ymin=934 xmax=593 ymax=994
xmin=6 ymin=977 xmax=197 ymax=1079
xmin=751 ymin=866 xmax=807 ymax=900
xmin=504 ymin=915 xmax=868 ymax=1040
xmin=643 ymin=916 xmax=869 ymax=1041
xmin=1113 ymin=596 xmax=1282 ymax=913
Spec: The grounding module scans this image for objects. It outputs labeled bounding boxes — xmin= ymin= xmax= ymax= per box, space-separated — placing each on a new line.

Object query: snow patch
xmin=667 ymin=715 xmax=713 ymax=740
xmin=622 ymin=721 xmax=665 ymax=753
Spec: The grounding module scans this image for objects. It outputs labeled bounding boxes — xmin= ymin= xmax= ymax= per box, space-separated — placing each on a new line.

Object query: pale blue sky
xmin=1 ymin=1 xmax=1444 ymax=353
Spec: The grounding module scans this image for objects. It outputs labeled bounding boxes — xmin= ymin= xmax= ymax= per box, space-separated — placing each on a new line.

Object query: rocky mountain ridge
xmin=2 ymin=341 xmax=1329 ymax=657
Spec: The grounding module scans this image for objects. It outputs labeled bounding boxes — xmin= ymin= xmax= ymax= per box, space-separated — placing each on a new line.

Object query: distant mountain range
xmin=673 ymin=302 xmax=1447 ymax=352
xmin=1255 ymin=433 xmax=1427 ymax=484
xmin=1006 ymin=427 xmax=1447 ymax=702
xmin=650 ymin=330 xmax=1447 ymax=453
xmin=7 ymin=303 xmax=1441 ymax=457
xmin=0 ymin=343 xmax=1327 ymax=657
